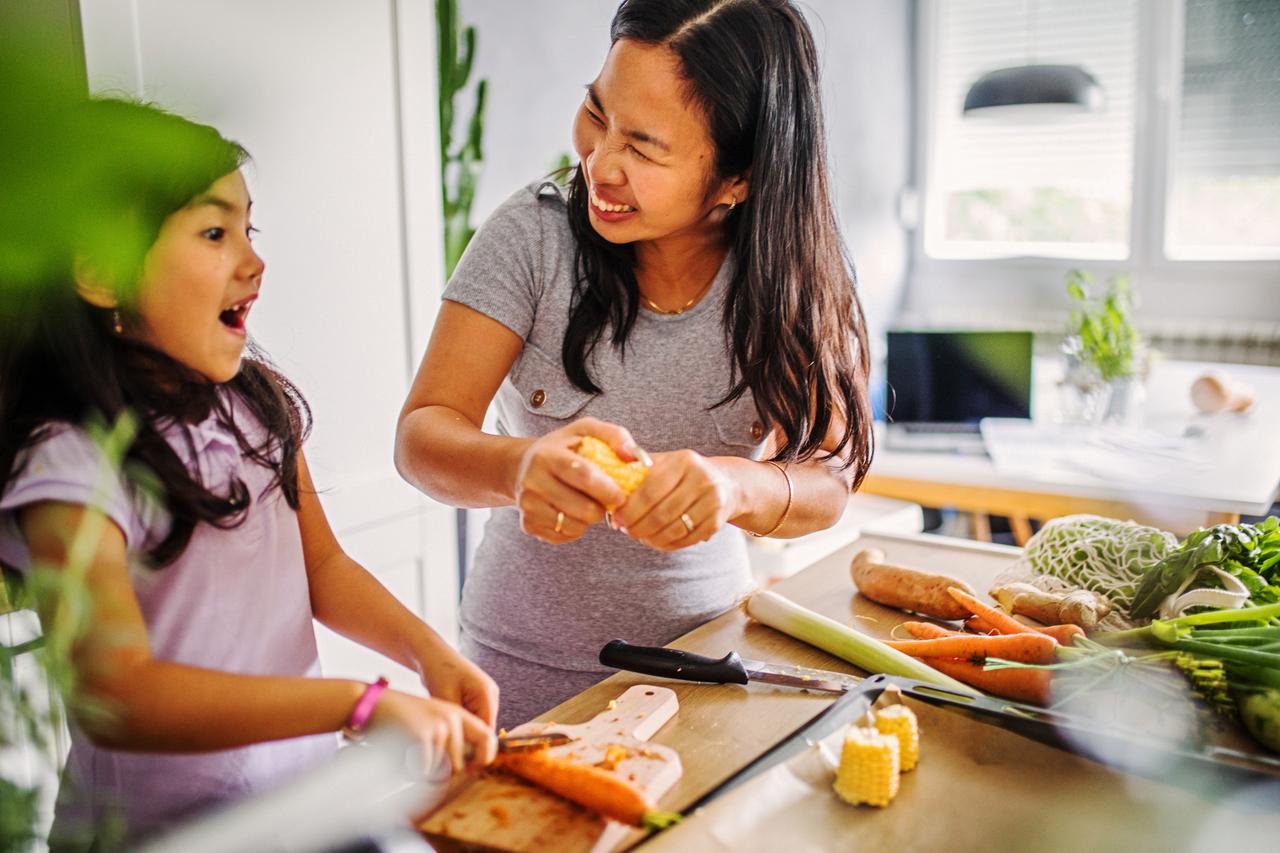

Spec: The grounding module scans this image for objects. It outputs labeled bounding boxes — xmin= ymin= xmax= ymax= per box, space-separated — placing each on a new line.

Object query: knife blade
xmin=497 ymin=732 xmax=573 ymax=753
xmin=599 ymin=639 xmax=859 ymax=694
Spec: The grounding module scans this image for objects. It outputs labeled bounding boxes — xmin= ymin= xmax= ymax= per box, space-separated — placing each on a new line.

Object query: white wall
xmin=79 ymin=0 xmax=459 ymax=685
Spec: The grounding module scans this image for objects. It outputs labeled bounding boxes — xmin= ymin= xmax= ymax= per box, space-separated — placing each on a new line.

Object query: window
xmin=1166 ymin=0 xmax=1280 ymax=260
xmin=920 ymin=0 xmax=1280 ymax=265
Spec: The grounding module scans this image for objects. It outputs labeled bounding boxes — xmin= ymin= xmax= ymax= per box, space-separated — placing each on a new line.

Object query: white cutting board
xmin=421 ymin=684 xmax=683 ymax=853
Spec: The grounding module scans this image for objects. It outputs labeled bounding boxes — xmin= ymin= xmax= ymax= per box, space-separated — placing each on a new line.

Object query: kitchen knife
xmin=496 ymin=732 xmax=573 ymax=753
xmin=599 ymin=639 xmax=859 ymax=694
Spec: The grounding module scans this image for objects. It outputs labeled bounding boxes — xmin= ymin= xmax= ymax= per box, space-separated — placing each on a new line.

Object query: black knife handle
xmin=599 ymin=639 xmax=749 ymax=685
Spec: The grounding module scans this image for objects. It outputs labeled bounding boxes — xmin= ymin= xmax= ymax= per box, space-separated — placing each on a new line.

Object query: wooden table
xmin=425 ymin=531 xmax=1025 ymax=850
xmin=863 ymin=358 xmax=1280 ymax=541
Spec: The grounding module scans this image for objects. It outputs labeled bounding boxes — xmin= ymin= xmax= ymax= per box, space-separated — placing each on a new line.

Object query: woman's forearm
xmin=394 ymin=404 xmax=531 ymax=508
xmin=718 ymin=456 xmax=850 ymax=538
xmin=81 ymin=659 xmax=363 ymax=752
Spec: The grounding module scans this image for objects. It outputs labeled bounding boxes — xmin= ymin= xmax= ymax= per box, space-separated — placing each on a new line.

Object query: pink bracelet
xmin=342 ymin=676 xmax=389 ymax=741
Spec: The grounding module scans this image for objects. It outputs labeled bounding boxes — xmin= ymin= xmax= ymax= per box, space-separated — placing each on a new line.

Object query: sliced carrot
xmin=923 ymin=657 xmax=1054 ymax=706
xmin=884 ymin=633 xmax=1059 ymax=665
xmin=495 ymin=749 xmax=654 ymax=826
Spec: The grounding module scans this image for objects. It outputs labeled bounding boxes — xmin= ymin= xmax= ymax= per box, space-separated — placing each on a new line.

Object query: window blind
xmin=931 ymin=0 xmax=1139 ymax=198
xmin=1176 ymin=0 xmax=1280 ymax=178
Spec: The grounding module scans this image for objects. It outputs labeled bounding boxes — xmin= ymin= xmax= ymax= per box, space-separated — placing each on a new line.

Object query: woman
xmin=396 ymin=0 xmax=873 ymax=727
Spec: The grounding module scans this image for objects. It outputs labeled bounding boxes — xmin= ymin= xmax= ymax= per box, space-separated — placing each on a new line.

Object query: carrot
xmin=965 ymin=615 xmax=999 ymax=635
xmin=902 ymin=620 xmax=965 ymax=640
xmin=1033 ymin=623 xmax=1087 ymax=646
xmin=967 ymin=612 xmax=1084 ymax=646
xmin=494 ymin=749 xmax=655 ymax=827
xmin=884 ymin=633 xmax=1059 ymax=665
xmin=922 ymin=657 xmax=1054 ymax=706
xmin=947 ymin=587 xmax=1039 ymax=635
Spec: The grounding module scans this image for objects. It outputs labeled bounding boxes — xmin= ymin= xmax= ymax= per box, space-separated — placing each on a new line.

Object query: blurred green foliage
xmin=1066 ymin=269 xmax=1141 ymax=381
xmin=437 ymin=0 xmax=487 ymax=278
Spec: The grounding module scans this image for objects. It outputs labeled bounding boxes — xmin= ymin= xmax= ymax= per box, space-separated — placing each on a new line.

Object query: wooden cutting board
xmin=420 ymin=684 xmax=683 ymax=853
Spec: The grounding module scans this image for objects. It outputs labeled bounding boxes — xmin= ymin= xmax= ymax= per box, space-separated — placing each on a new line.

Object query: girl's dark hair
xmin=564 ymin=0 xmax=873 ymax=487
xmin=0 ymin=98 xmax=310 ymax=566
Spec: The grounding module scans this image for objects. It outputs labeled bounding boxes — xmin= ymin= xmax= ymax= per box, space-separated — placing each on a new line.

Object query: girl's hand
xmin=370 ymin=689 xmax=497 ymax=776
xmin=513 ymin=417 xmax=639 ymax=544
xmin=420 ymin=647 xmax=500 ymax=729
xmin=612 ymin=450 xmax=743 ymax=552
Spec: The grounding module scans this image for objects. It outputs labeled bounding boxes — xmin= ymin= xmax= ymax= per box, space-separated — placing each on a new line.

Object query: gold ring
xmin=680 ymin=512 xmax=695 ymax=534
xmin=554 ymin=511 xmax=565 ymax=534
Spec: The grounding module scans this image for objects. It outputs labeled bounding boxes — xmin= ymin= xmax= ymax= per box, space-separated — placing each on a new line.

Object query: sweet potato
xmin=849 ymin=548 xmax=976 ymax=620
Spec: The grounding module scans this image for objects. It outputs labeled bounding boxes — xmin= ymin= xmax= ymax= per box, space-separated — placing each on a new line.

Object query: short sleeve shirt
xmin=0 ymin=396 xmax=335 ymax=845
xmin=443 ymin=181 xmax=766 ymax=673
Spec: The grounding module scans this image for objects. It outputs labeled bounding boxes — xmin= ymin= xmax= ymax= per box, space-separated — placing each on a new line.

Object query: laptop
xmin=884 ymin=330 xmax=1033 ymax=453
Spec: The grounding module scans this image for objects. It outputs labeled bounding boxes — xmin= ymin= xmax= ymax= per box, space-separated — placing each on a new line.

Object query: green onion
xmin=745 ymin=590 xmax=977 ymax=694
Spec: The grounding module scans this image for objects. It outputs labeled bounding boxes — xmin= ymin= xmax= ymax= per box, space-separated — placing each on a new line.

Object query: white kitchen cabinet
xmin=78 ymin=1 xmax=458 ymax=665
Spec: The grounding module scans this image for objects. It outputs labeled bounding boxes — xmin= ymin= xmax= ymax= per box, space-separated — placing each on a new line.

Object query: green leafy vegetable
xmin=1130 ymin=517 xmax=1280 ymax=618
xmin=1020 ymin=514 xmax=1177 ymax=609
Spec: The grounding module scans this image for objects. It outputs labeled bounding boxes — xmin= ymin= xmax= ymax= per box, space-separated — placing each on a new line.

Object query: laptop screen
xmin=886 ymin=331 xmax=1033 ymax=424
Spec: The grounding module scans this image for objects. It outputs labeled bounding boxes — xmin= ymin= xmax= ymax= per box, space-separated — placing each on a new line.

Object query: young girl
xmin=0 ymin=98 xmax=498 ymax=848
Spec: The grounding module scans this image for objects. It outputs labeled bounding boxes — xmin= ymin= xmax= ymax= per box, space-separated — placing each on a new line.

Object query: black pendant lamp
xmin=963 ymin=64 xmax=1104 ymax=115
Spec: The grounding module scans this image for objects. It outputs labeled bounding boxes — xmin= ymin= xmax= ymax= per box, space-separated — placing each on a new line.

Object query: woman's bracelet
xmin=342 ymin=676 xmax=390 ymax=742
xmin=748 ymin=460 xmax=792 ymax=539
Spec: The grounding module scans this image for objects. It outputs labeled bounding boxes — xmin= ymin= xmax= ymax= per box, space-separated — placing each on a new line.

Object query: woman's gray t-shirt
xmin=443 ymin=180 xmax=763 ymax=674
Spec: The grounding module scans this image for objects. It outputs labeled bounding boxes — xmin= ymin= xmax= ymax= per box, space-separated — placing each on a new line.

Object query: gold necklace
xmin=639 ymin=276 xmax=716 ymax=315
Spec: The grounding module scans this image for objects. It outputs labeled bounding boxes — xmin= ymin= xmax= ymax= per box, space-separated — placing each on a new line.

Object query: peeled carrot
xmin=923 ymin=657 xmax=1054 ymax=706
xmin=884 ymin=633 xmax=1059 ymax=665
xmin=495 ymin=749 xmax=655 ymax=827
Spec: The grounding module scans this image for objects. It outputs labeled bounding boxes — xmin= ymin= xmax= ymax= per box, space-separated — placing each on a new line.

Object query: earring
xmin=727 ymin=198 xmax=737 ymax=213
xmin=112 ymin=309 xmax=123 ymax=335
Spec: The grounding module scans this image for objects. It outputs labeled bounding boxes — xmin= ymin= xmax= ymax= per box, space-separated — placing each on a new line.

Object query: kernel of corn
xmin=833 ymin=726 xmax=900 ymax=807
xmin=577 ymin=436 xmax=649 ymax=495
xmin=873 ymin=705 xmax=919 ymax=772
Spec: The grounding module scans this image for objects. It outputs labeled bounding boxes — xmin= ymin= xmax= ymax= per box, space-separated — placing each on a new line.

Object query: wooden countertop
xmin=527 ymin=531 xmax=1024 ymax=847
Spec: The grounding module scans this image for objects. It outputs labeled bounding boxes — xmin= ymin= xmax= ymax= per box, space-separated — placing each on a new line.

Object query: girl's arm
xmin=18 ymin=500 xmax=494 ymax=771
xmin=295 ymin=451 xmax=499 ymax=727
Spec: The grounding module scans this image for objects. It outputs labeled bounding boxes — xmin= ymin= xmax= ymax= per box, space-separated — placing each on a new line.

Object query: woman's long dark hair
xmin=0 ymin=98 xmax=310 ymax=567
xmin=564 ymin=0 xmax=873 ymax=487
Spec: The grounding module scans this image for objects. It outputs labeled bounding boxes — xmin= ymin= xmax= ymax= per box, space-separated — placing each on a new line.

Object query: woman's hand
xmin=612 ymin=450 xmax=743 ymax=552
xmin=513 ymin=417 xmax=638 ymax=544
xmin=419 ymin=645 xmax=500 ymax=729
xmin=370 ymin=689 xmax=497 ymax=776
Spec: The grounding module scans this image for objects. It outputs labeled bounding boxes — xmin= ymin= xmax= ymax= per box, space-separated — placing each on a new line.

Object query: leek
xmin=745 ymin=590 xmax=977 ymax=695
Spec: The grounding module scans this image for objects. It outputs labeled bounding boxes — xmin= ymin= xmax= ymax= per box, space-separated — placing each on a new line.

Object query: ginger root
xmin=990 ymin=582 xmax=1112 ymax=630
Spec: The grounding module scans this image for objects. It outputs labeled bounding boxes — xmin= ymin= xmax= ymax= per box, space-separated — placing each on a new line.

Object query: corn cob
xmin=577 ymin=436 xmax=649 ymax=495
xmin=833 ymin=726 xmax=900 ymax=807
xmin=873 ymin=705 xmax=919 ymax=772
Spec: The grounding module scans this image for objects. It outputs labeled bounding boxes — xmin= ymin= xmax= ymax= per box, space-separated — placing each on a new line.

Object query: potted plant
xmin=1062 ymin=269 xmax=1146 ymax=424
